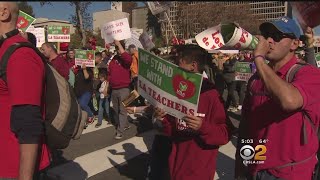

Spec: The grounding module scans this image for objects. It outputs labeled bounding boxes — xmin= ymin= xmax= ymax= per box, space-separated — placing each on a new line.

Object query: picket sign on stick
xmin=101 ymin=18 xmax=131 ymax=44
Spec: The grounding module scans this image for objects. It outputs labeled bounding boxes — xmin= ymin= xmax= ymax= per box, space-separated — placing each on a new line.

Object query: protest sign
xmin=234 ymin=62 xmax=253 ymax=81
xmin=138 ymin=49 xmax=203 ymax=119
xmin=16 ymin=10 xmax=36 ymax=32
xmin=291 ymin=2 xmax=320 ymax=29
xmin=316 ymin=53 xmax=320 ymax=68
xmin=101 ymin=18 xmax=131 ymax=44
xmin=125 ymin=30 xmax=144 ymax=49
xmin=314 ymin=36 xmax=320 ymax=47
xmin=26 ymin=26 xmax=45 ymax=47
xmin=139 ymin=32 xmax=155 ymax=50
xmin=75 ymin=49 xmax=95 ymax=67
xmin=47 ymin=26 xmax=71 ymax=42
xmin=147 ymin=1 xmax=173 ymax=15
xmin=195 ymin=25 xmax=225 ymax=50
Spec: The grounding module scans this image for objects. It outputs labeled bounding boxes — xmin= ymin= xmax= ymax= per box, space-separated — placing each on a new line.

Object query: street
xmin=45 ymin=109 xmax=240 ymax=180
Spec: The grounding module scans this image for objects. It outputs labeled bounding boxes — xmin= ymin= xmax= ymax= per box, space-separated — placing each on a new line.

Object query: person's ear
xmin=290 ymin=39 xmax=300 ymax=51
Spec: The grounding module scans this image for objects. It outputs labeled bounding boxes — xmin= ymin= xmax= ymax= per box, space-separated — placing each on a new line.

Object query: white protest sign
xmin=314 ymin=36 xmax=320 ymax=47
xmin=147 ymin=1 xmax=173 ymax=15
xmin=124 ymin=30 xmax=144 ymax=49
xmin=195 ymin=25 xmax=225 ymax=50
xmin=101 ymin=18 xmax=131 ymax=44
xmin=26 ymin=26 xmax=45 ymax=47
xmin=139 ymin=32 xmax=155 ymax=50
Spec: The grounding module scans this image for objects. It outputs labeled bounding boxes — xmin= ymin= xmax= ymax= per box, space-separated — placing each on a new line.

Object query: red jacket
xmin=108 ymin=52 xmax=132 ymax=89
xmin=161 ymin=79 xmax=230 ymax=180
xmin=50 ymin=54 xmax=70 ymax=80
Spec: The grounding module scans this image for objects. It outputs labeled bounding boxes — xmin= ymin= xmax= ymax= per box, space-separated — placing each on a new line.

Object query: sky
xmin=29 ymin=1 xmax=320 ymax=35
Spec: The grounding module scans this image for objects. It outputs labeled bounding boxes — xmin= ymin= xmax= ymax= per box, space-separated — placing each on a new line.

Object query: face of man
xmin=178 ymin=58 xmax=197 ymax=73
xmin=102 ymin=52 xmax=107 ymax=58
xmin=261 ymin=26 xmax=299 ymax=62
xmin=40 ymin=44 xmax=51 ymax=58
xmin=95 ymin=55 xmax=102 ymax=64
xmin=68 ymin=51 xmax=75 ymax=59
xmin=129 ymin=48 xmax=136 ymax=55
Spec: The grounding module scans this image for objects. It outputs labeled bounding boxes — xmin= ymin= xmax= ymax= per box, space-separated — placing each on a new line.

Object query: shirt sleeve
xmin=7 ymin=48 xmax=45 ymax=106
xmin=120 ymin=52 xmax=133 ymax=68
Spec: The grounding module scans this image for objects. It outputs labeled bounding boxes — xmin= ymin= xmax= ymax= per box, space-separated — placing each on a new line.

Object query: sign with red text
xmin=195 ymin=25 xmax=225 ymax=50
xmin=234 ymin=62 xmax=253 ymax=81
xmin=26 ymin=26 xmax=45 ymax=47
xmin=101 ymin=18 xmax=131 ymax=44
xmin=47 ymin=26 xmax=71 ymax=42
xmin=138 ymin=49 xmax=203 ymax=119
xmin=75 ymin=49 xmax=95 ymax=68
xmin=291 ymin=2 xmax=320 ymax=29
xmin=16 ymin=10 xmax=36 ymax=32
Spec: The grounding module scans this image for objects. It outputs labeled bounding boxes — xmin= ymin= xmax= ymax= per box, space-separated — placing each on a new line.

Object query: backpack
xmin=247 ymin=61 xmax=320 ymax=179
xmin=0 ymin=42 xmax=88 ymax=149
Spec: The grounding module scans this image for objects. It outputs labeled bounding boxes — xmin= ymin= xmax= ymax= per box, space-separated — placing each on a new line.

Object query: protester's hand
xmin=126 ymin=107 xmax=135 ymax=114
xmin=305 ymin=27 xmax=315 ymax=48
xmin=183 ymin=114 xmax=203 ymax=131
xmin=81 ymin=63 xmax=87 ymax=70
xmin=114 ymin=40 xmax=121 ymax=47
xmin=253 ymin=35 xmax=270 ymax=58
xmin=153 ymin=107 xmax=166 ymax=120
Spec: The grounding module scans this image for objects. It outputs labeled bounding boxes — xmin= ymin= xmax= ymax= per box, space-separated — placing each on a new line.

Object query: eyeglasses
xmin=261 ymin=32 xmax=296 ymax=42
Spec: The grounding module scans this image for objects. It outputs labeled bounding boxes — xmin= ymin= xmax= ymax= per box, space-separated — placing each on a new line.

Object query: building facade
xmin=32 ymin=18 xmax=76 ymax=34
xmin=132 ymin=7 xmax=148 ymax=32
xmin=162 ymin=1 xmax=290 ymax=40
xmin=93 ymin=10 xmax=130 ymax=33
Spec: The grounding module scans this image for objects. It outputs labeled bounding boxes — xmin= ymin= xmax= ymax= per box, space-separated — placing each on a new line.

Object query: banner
xmin=138 ymin=49 xmax=203 ymax=119
xmin=316 ymin=53 xmax=320 ymax=68
xmin=16 ymin=10 xmax=36 ymax=32
xmin=124 ymin=30 xmax=144 ymax=49
xmin=291 ymin=2 xmax=320 ymax=29
xmin=101 ymin=18 xmax=131 ymax=44
xmin=47 ymin=26 xmax=71 ymax=42
xmin=234 ymin=62 xmax=253 ymax=81
xmin=147 ymin=1 xmax=173 ymax=15
xmin=75 ymin=49 xmax=95 ymax=67
xmin=195 ymin=23 xmax=258 ymax=51
xmin=26 ymin=26 xmax=45 ymax=47
xmin=139 ymin=32 xmax=155 ymax=50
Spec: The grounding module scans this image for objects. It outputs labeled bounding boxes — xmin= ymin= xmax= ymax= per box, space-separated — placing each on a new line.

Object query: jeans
xmin=225 ymin=80 xmax=237 ymax=108
xmin=97 ymin=96 xmax=110 ymax=124
xmin=78 ymin=91 xmax=94 ymax=118
xmin=111 ymin=88 xmax=130 ymax=135
xmin=237 ymin=81 xmax=247 ymax=105
xmin=246 ymin=170 xmax=283 ymax=180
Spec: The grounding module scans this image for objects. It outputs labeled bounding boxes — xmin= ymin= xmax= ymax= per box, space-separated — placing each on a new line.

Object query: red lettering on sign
xmin=202 ymin=37 xmax=209 ymax=46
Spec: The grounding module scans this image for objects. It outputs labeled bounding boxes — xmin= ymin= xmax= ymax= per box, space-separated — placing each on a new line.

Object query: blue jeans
xmin=97 ymin=96 xmax=110 ymax=124
xmin=78 ymin=91 xmax=94 ymax=118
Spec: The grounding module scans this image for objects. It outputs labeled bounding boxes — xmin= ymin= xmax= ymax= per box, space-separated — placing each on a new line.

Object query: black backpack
xmin=247 ymin=61 xmax=320 ymax=179
xmin=0 ymin=42 xmax=88 ymax=149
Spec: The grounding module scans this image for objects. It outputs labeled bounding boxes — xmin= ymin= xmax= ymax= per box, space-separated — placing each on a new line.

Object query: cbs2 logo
xmin=240 ymin=145 xmax=267 ymax=161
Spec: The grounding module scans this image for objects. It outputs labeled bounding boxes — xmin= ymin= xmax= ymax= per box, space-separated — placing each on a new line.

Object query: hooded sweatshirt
xmin=108 ymin=52 xmax=132 ymax=89
xmin=161 ymin=78 xmax=230 ymax=180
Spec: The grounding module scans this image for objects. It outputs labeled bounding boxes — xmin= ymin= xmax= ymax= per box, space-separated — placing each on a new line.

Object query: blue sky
xmin=29 ymin=2 xmax=319 ymax=35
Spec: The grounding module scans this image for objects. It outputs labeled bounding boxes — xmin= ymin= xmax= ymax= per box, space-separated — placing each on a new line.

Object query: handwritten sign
xmin=26 ymin=26 xmax=45 ymax=47
xmin=16 ymin=10 xmax=36 ymax=32
xmin=195 ymin=25 xmax=225 ymax=50
xmin=47 ymin=26 xmax=71 ymax=42
xmin=234 ymin=62 xmax=253 ymax=81
xmin=138 ymin=49 xmax=203 ymax=119
xmin=139 ymin=32 xmax=155 ymax=50
xmin=101 ymin=18 xmax=131 ymax=44
xmin=291 ymin=2 xmax=320 ymax=29
xmin=75 ymin=49 xmax=95 ymax=67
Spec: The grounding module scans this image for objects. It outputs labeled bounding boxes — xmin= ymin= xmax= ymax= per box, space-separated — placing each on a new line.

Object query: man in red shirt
xmin=235 ymin=16 xmax=320 ymax=180
xmin=153 ymin=45 xmax=230 ymax=180
xmin=41 ymin=42 xmax=70 ymax=80
xmin=0 ymin=2 xmax=50 ymax=180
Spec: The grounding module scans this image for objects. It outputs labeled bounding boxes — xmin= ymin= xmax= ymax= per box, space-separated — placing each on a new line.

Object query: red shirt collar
xmin=276 ymin=55 xmax=298 ymax=77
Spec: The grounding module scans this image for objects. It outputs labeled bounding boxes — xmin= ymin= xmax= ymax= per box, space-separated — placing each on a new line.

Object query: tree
xmin=18 ymin=2 xmax=35 ymax=17
xmin=69 ymin=29 xmax=104 ymax=49
xmin=40 ymin=2 xmax=92 ymax=47
xmin=176 ymin=2 xmax=263 ymax=39
xmin=146 ymin=9 xmax=162 ymax=38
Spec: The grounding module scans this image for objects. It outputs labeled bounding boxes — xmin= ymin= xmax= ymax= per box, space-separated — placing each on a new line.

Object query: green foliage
xmin=147 ymin=9 xmax=162 ymax=38
xmin=18 ymin=2 xmax=35 ymax=17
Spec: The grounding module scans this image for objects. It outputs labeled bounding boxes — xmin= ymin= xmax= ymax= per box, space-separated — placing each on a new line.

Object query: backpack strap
xmin=0 ymin=42 xmax=47 ymax=84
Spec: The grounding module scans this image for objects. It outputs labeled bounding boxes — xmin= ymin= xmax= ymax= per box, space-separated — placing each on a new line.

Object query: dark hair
xmin=178 ymin=44 xmax=208 ymax=72
xmin=95 ymin=52 xmax=102 ymax=57
xmin=128 ymin=44 xmax=136 ymax=49
xmin=98 ymin=70 xmax=108 ymax=78
xmin=66 ymin=48 xmax=75 ymax=61
xmin=27 ymin=32 xmax=37 ymax=47
xmin=43 ymin=42 xmax=57 ymax=53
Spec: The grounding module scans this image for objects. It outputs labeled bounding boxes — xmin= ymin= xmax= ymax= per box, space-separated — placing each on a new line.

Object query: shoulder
xmin=200 ymin=79 xmax=220 ymax=101
xmin=294 ymin=64 xmax=320 ymax=79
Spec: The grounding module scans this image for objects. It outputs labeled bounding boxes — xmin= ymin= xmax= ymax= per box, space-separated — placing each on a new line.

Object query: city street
xmin=45 ymin=110 xmax=240 ymax=180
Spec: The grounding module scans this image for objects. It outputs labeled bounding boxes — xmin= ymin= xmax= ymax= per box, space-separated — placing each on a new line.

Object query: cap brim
xmin=259 ymin=22 xmax=284 ymax=34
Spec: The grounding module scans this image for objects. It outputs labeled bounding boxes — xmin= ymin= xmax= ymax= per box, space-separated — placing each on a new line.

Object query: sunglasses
xmin=261 ymin=32 xmax=296 ymax=42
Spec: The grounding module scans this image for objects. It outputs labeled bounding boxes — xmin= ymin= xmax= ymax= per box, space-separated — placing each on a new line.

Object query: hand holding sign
xmin=183 ymin=114 xmax=203 ymax=131
xmin=304 ymin=27 xmax=315 ymax=48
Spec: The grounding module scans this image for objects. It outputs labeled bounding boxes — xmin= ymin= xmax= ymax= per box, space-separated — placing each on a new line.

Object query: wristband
xmin=253 ymin=55 xmax=266 ymax=61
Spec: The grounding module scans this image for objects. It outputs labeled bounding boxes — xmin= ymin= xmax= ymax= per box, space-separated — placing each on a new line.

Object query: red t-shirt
xmin=50 ymin=54 xmax=70 ymax=80
xmin=241 ymin=56 xmax=320 ymax=180
xmin=0 ymin=35 xmax=50 ymax=178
